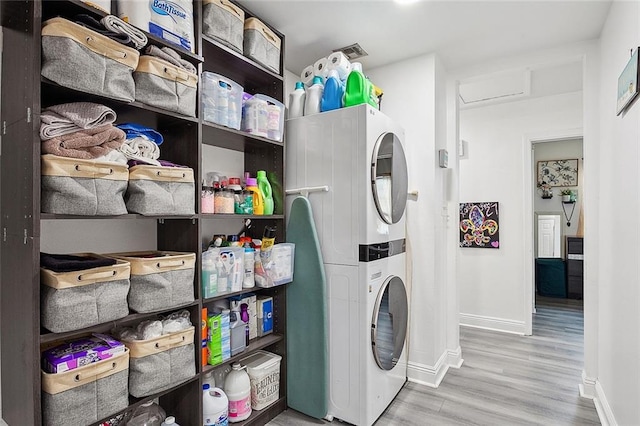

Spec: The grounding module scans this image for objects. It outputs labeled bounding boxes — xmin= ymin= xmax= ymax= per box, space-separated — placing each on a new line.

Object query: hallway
xmin=269 ymin=297 xmax=599 ymax=425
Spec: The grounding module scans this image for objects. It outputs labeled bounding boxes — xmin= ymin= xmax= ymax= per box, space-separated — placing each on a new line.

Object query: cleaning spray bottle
xmin=256 ymin=170 xmax=273 ymax=215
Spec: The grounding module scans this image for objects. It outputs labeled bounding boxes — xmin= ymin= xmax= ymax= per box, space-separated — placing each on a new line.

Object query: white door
xmin=537 ymin=215 xmax=561 ymax=258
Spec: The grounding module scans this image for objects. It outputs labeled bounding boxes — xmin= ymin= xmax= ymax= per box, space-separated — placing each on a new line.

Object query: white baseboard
xmin=447 ymin=346 xmax=464 ymax=369
xmin=579 ymin=370 xmax=596 ymax=399
xmin=407 ymin=351 xmax=448 ymax=388
xmin=594 ymin=380 xmax=617 ymax=426
xmin=460 ymin=313 xmax=526 ymax=335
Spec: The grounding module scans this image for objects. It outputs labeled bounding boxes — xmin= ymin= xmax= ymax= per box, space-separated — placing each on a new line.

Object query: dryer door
xmin=371 ymin=132 xmax=408 ymax=224
xmin=371 ymin=275 xmax=408 ymax=370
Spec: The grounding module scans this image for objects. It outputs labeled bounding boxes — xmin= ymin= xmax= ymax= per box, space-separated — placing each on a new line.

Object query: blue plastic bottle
xmin=321 ymin=69 xmax=344 ymax=112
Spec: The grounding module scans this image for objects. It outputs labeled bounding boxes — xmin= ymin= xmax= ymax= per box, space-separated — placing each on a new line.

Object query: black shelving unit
xmin=0 ymin=1 xmax=288 ymax=425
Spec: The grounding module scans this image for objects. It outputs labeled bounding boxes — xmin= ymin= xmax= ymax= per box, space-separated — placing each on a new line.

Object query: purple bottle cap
xmin=246 ymin=177 xmax=257 ymax=186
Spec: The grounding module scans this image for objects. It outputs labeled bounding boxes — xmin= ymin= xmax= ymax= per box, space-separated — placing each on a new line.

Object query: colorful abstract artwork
xmin=459 ymin=202 xmax=500 ymax=249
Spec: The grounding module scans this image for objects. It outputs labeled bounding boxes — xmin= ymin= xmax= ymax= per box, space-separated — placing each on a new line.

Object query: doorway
xmin=531 ymin=137 xmax=584 ymax=319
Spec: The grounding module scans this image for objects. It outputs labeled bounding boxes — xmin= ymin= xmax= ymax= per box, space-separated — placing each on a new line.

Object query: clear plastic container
xmin=125 ymin=401 xmax=166 ymax=426
xmin=201 ymin=186 xmax=215 ymax=213
xmin=254 ymin=94 xmax=284 ymax=142
xmin=202 ymin=72 xmax=244 ymax=130
xmin=214 ymin=188 xmax=235 ymax=214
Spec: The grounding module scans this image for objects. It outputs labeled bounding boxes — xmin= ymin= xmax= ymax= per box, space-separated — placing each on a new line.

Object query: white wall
xmin=458 ymin=91 xmax=583 ymax=332
xmin=368 ymin=53 xmax=461 ymax=386
xmin=533 ymin=138 xmax=584 ymax=255
xmin=593 ymin=1 xmax=640 ymax=423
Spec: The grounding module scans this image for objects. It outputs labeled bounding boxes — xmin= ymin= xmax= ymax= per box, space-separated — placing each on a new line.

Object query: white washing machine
xmin=287 ymin=104 xmax=409 ymax=425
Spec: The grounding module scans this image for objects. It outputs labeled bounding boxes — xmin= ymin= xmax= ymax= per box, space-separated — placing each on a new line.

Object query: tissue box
xmin=42 ymin=334 xmax=126 ymax=374
xmin=243 ymin=17 xmax=281 ymax=74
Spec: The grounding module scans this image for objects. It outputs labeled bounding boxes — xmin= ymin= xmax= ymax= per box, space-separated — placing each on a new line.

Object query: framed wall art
xmin=459 ymin=202 xmax=500 ymax=249
xmin=537 ymin=159 xmax=578 ymax=187
xmin=616 ymin=48 xmax=639 ymax=116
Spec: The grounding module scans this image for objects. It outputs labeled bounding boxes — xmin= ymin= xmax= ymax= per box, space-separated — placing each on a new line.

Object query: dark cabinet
xmin=566 ymin=236 xmax=584 ymax=299
xmin=0 ymin=1 xmax=287 ymax=425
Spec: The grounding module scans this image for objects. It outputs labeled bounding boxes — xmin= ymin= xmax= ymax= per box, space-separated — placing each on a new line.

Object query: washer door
xmin=371 ymin=132 xmax=408 ymax=224
xmin=371 ymin=276 xmax=408 ymax=370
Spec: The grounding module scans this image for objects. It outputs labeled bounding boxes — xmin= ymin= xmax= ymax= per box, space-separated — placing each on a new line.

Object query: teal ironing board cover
xmin=286 ymin=196 xmax=328 ymax=419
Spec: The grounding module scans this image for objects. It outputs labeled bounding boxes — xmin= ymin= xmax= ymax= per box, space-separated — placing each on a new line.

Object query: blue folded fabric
xmin=116 ymin=123 xmax=164 ymax=145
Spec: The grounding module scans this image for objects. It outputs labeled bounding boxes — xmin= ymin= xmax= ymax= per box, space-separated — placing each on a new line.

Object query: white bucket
xmin=225 ymin=363 xmax=252 ymax=422
xmin=203 ymin=384 xmax=229 ymax=426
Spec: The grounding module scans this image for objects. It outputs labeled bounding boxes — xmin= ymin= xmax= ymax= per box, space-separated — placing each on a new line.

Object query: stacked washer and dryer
xmin=286 ymin=104 xmax=409 ymax=426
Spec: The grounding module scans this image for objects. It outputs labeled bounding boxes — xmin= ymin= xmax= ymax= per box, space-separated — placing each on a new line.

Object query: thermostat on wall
xmin=438 ymin=149 xmax=448 ymax=168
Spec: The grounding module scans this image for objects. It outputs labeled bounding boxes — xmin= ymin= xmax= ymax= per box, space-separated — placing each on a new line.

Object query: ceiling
xmin=237 ymin=0 xmax=612 ymax=76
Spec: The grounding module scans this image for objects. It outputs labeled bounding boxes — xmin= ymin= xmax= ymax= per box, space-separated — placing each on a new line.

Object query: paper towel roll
xmin=327 ymin=51 xmax=351 ymax=80
xmin=301 ymin=65 xmax=315 ymax=87
xmin=314 ymin=57 xmax=329 ymax=81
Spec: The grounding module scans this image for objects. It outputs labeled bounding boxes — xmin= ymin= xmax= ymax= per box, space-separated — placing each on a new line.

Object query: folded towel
xmin=42 ymin=125 xmax=126 ymax=159
xmin=40 ymin=102 xmax=117 ymax=140
xmin=74 ymin=13 xmax=133 ymax=47
xmin=101 ymin=15 xmax=148 ymax=50
xmin=94 ymin=150 xmax=129 ymax=165
xmin=116 ymin=122 xmax=164 ymax=145
xmin=118 ymin=136 xmax=161 ymax=166
xmin=144 ymin=45 xmax=197 ymax=75
xmin=41 ymin=253 xmax=117 ymax=273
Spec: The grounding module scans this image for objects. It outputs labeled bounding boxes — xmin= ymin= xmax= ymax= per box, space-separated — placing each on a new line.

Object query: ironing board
xmin=286 ymin=196 xmax=328 ymax=419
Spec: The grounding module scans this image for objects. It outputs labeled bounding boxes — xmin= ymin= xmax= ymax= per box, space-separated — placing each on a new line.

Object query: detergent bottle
xmin=245 ymin=177 xmax=264 ymax=215
xmin=344 ymin=62 xmax=377 ymax=108
xmin=288 ymin=81 xmax=306 ymax=118
xmin=321 ymin=69 xmax=344 ymax=112
xmin=256 ymin=170 xmax=274 ymax=215
xmin=304 ymin=76 xmax=324 ymax=115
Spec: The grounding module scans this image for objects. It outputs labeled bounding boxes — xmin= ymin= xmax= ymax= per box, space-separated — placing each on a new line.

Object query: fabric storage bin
xmin=134 ymin=55 xmax=198 ymax=117
xmin=41 ymin=154 xmax=129 ymax=216
xmin=238 ymin=350 xmax=281 ymax=410
xmin=41 ymin=17 xmax=139 ymax=102
xmin=42 ymin=348 xmax=129 ymax=426
xmin=126 ymin=165 xmax=195 ymax=215
xmin=41 ymin=254 xmax=131 ymax=333
xmin=203 ymin=0 xmax=244 ymax=53
xmin=243 ymin=17 xmax=281 ymax=74
xmin=201 ymin=72 xmax=244 ymax=130
xmin=126 ymin=327 xmax=196 ymax=397
xmin=109 ymin=251 xmax=196 ymax=313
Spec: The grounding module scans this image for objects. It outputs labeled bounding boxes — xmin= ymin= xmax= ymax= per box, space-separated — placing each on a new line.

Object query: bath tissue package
xmin=118 ymin=0 xmax=195 ymax=52
xmin=300 ymin=65 xmax=314 ymax=87
xmin=313 ymin=57 xmax=329 ymax=81
xmin=327 ymin=51 xmax=352 ymax=80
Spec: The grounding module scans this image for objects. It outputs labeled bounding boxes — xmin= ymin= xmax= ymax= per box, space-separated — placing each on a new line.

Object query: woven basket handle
xmin=154 ymin=333 xmax=187 ymax=349
xmin=163 ymin=66 xmax=191 ymax=82
xmin=72 ymin=357 xmax=120 ymax=384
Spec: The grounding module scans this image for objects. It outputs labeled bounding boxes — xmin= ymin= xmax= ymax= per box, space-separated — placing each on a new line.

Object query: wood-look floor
xmin=268 ymin=296 xmax=599 ymax=426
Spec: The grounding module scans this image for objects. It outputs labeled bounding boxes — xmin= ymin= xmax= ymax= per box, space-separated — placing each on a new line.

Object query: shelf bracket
xmin=285 ymin=185 xmax=330 ymax=198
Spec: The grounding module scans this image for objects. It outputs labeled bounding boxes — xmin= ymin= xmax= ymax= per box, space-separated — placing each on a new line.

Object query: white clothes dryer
xmin=287 ymin=104 xmax=409 ymax=426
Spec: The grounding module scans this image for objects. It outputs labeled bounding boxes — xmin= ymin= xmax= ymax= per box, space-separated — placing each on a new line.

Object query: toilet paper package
xmin=313 ymin=57 xmax=329 ymax=81
xmin=118 ymin=0 xmax=195 ymax=53
xmin=300 ymin=65 xmax=314 ymax=87
xmin=327 ymin=51 xmax=352 ymax=81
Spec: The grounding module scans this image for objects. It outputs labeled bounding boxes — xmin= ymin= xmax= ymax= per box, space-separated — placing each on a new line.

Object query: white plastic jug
xmin=161 ymin=416 xmax=179 ymax=426
xmin=225 ymin=363 xmax=252 ymax=423
xmin=203 ymin=384 xmax=229 ymax=426
xmin=304 ymin=76 xmax=323 ymax=116
xmin=288 ymin=81 xmax=305 ymax=119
